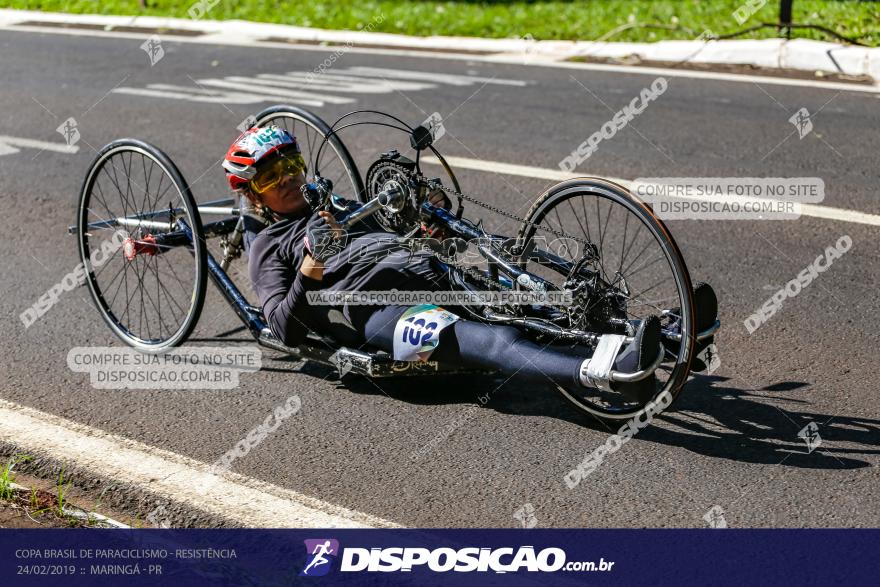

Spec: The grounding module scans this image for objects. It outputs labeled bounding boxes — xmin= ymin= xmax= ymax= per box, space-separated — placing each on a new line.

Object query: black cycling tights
xmin=361 ymin=305 xmax=585 ymax=389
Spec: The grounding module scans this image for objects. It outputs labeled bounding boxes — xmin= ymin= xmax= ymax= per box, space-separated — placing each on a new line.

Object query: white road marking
xmin=254 ymin=73 xmax=436 ymax=93
xmin=112 ymin=85 xmax=307 ymax=106
xmin=798 ymin=203 xmax=880 ymax=226
xmin=111 ymin=67 xmax=527 ymax=106
xmin=1 ymin=21 xmax=876 ymax=94
xmin=0 ymin=135 xmax=79 ymax=156
xmin=197 ymin=78 xmax=356 ymax=104
xmin=423 ymin=155 xmax=880 ymax=227
xmin=342 ymin=66 xmax=529 ymax=87
xmin=427 ymin=155 xmax=595 ymax=183
xmin=0 ymin=398 xmax=399 ymax=528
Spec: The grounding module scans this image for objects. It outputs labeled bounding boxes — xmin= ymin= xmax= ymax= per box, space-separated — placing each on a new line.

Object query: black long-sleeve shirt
xmin=247 ymin=201 xmax=439 ymax=347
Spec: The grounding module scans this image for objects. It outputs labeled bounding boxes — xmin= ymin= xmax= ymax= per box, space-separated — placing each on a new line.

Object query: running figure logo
xmin=139 ymin=35 xmax=165 ymax=67
xmin=56 ymin=117 xmax=80 ymax=147
xmin=788 ymin=107 xmax=813 ymax=139
xmin=300 ymin=539 xmax=340 ymax=577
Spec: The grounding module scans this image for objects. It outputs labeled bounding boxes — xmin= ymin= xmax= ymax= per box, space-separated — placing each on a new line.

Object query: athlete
xmin=223 ymin=126 xmax=717 ymax=404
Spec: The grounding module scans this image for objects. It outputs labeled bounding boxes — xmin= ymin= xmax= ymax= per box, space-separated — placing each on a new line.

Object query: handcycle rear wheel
xmin=517 ymin=178 xmax=695 ymax=424
xmin=77 ymin=139 xmax=207 ymax=352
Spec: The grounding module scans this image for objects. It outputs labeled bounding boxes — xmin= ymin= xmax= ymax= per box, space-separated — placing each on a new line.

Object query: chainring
xmin=364 ymin=160 xmax=421 ymax=234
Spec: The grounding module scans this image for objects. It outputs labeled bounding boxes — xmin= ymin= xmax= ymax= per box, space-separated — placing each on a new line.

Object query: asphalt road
xmin=1 ymin=28 xmax=879 ymax=528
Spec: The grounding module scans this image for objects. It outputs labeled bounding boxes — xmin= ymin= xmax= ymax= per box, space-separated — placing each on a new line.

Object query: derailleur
xmin=563 ymin=254 xmax=630 ymax=334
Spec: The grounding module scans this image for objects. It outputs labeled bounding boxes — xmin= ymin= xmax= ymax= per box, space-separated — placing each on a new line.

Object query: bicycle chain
xmin=430 ymin=183 xmax=573 ymax=300
xmin=431 ymin=182 xmax=593 ymax=247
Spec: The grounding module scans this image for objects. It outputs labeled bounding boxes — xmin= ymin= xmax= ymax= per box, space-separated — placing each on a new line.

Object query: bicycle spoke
xmin=130 ymin=256 xmax=172 ymax=340
xmin=626 ymin=275 xmax=672 ymax=305
xmin=580 ymin=194 xmax=592 ymax=243
xmin=567 ymin=198 xmax=590 ymax=244
xmin=619 ymin=223 xmax=644 ymax=274
xmin=618 ymin=209 xmax=630 ymax=276
xmin=158 ymin=250 xmax=192 ymax=295
xmin=103 ymin=264 xmax=128 ymax=308
xmin=91 ymin=246 xmax=124 ymax=281
xmin=597 ymin=198 xmax=614 ymax=284
xmin=624 ymin=252 xmax=666 ymax=279
xmin=136 ymin=256 xmax=150 ymax=340
xmin=155 ymin=255 xmax=189 ymax=320
xmin=618 ymin=234 xmax=654 ymax=278
xmin=91 ymin=184 xmax=118 ymax=225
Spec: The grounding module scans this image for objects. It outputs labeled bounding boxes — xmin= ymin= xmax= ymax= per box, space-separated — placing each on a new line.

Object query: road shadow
xmin=324 ymin=363 xmax=878 ymax=470
xmin=199 ymin=320 xmax=878 ymax=472
xmin=648 ymin=374 xmax=879 ymax=470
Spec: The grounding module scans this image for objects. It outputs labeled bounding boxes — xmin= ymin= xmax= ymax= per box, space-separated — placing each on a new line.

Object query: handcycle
xmin=70 ymin=105 xmax=719 ymax=424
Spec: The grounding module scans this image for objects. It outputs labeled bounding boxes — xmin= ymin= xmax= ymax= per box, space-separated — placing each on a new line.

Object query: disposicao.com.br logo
xmin=300 ymin=540 xmax=613 ymax=575
xmin=301 ymin=539 xmax=339 ymax=577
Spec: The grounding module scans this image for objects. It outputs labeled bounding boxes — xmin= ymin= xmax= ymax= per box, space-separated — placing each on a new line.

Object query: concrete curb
xmin=0 ymin=399 xmax=400 ymax=529
xmin=1 ymin=9 xmax=878 ymax=82
xmin=1 ymin=439 xmax=220 ymax=528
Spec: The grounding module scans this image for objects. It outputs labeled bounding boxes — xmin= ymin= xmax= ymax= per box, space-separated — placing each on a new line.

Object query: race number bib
xmin=393 ymin=305 xmax=460 ymax=362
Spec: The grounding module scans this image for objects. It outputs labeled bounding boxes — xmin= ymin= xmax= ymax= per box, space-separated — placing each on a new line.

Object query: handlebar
xmin=335 ymin=185 xmax=406 ymax=230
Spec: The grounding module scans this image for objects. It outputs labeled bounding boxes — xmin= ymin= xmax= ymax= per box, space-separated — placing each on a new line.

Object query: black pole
xmin=779 ymin=0 xmax=793 ymax=39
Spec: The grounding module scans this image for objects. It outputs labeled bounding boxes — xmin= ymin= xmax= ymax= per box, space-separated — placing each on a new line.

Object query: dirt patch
xmin=15 ymin=20 xmax=206 ymax=37
xmin=0 ymin=487 xmax=81 ymax=528
xmin=0 ymin=501 xmax=47 ymax=528
xmin=0 ymin=466 xmax=134 ymax=529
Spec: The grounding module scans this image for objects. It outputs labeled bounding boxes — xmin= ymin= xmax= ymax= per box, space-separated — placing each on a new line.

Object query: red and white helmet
xmin=222 ymin=125 xmax=301 ymax=190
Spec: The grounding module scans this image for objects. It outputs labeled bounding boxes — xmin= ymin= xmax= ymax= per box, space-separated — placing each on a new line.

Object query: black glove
xmin=303 ymin=212 xmax=345 ymax=263
xmin=301 ymin=177 xmax=334 ymax=212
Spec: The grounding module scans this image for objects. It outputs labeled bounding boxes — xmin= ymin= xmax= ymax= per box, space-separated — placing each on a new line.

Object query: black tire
xmin=253 ymin=105 xmax=366 ymax=202
xmin=516 ymin=178 xmax=695 ymax=424
xmin=77 ymin=139 xmax=207 ymax=352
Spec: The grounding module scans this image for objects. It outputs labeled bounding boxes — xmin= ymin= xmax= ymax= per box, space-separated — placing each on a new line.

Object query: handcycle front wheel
xmin=77 ymin=139 xmax=207 ymax=353
xmin=516 ymin=178 xmax=695 ymax=424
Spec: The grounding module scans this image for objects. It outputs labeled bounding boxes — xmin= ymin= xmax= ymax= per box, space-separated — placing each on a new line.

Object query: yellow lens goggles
xmin=250 ymin=153 xmax=307 ymax=194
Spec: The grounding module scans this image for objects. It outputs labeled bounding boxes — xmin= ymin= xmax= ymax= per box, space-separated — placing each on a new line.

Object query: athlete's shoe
xmin=579 ymin=315 xmax=661 ymax=405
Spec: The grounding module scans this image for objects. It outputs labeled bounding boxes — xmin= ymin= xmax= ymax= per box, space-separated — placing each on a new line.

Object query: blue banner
xmin=1 ymin=529 xmax=877 ymax=585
